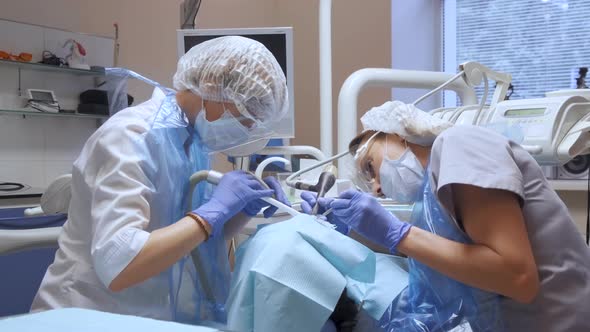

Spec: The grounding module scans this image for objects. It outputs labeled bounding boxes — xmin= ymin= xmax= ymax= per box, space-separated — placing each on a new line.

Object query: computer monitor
xmin=177 ymin=27 xmax=295 ymax=139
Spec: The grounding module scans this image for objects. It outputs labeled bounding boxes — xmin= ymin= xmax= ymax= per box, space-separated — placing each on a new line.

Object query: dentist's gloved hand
xmin=330 ymin=189 xmax=412 ymax=253
xmin=193 ymin=171 xmax=274 ymax=237
xmin=242 ymin=176 xmax=291 ymax=218
xmin=300 ymin=191 xmax=350 ymax=234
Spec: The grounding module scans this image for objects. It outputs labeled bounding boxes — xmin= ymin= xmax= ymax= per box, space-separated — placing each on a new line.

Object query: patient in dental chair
xmin=225 ymin=214 xmax=408 ymax=332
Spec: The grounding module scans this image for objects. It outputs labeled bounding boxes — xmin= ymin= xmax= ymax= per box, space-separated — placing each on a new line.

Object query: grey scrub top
xmin=428 ymin=125 xmax=590 ymax=332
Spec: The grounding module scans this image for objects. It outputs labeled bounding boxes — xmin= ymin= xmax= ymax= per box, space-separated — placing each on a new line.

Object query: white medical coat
xmin=31 ymin=89 xmax=201 ymax=320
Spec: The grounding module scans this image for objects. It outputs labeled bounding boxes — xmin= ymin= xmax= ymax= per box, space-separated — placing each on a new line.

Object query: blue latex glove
xmin=193 ymin=170 xmax=274 ymax=237
xmin=330 ymin=189 xmax=412 ymax=253
xmin=300 ymin=191 xmax=350 ymax=234
xmin=242 ymin=176 xmax=291 ymax=218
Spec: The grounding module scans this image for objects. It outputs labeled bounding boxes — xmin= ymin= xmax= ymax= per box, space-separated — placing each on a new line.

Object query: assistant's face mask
xmin=379 ymin=138 xmax=425 ymax=203
xmin=194 ymin=104 xmax=252 ymax=152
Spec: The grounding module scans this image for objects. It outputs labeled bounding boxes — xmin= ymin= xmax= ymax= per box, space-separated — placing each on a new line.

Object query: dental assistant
xmin=303 ymin=101 xmax=590 ymax=331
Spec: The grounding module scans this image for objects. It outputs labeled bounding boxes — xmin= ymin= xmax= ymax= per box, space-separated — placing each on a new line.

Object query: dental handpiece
xmin=311 ymin=165 xmax=337 ymax=215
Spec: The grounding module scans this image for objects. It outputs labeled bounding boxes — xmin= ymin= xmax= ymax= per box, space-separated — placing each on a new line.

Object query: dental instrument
xmin=254 ymin=157 xmax=292 ymax=179
xmin=311 ymin=165 xmax=337 ymax=215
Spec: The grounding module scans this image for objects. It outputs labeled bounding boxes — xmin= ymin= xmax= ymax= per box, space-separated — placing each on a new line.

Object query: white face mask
xmin=194 ymin=108 xmax=251 ymax=152
xmin=379 ymin=147 xmax=425 ymax=203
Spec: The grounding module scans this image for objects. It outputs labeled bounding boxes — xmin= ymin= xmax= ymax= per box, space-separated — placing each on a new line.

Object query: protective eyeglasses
xmin=355 ymin=133 xmax=408 ymax=186
xmin=354 ymin=132 xmax=381 ymax=184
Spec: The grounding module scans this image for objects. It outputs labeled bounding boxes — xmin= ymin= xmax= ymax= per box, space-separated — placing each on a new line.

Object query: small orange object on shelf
xmin=0 ymin=50 xmax=10 ymax=60
xmin=0 ymin=50 xmax=33 ymax=62
xmin=17 ymin=52 xmax=32 ymax=62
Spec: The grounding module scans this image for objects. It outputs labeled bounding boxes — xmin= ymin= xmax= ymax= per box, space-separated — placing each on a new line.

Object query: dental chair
xmin=0 ymin=174 xmax=70 ymax=255
xmin=0 ymin=207 xmax=65 ymax=316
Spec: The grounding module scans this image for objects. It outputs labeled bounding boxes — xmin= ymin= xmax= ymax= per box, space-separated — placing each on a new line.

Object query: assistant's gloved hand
xmin=300 ymin=191 xmax=350 ymax=234
xmin=330 ymin=189 xmax=412 ymax=253
xmin=242 ymin=176 xmax=291 ymax=218
xmin=193 ymin=171 xmax=274 ymax=237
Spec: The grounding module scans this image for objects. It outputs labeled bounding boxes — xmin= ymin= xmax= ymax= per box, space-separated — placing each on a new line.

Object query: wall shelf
xmin=0 ymin=59 xmax=105 ymax=77
xmin=549 ymin=180 xmax=589 ymax=192
xmin=0 ymin=109 xmax=108 ymax=120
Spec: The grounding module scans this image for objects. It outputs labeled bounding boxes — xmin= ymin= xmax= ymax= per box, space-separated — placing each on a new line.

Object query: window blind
xmin=448 ymin=0 xmax=590 ymax=101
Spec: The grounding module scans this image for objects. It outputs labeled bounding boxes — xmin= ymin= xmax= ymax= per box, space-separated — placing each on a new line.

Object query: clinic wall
xmin=391 ymin=0 xmax=442 ymax=110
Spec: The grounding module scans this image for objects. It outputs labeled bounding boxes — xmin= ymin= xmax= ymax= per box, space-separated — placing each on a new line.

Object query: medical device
xmin=279 ymin=60 xmax=590 ymax=204
xmin=177 ymin=27 xmax=295 ymax=140
xmin=310 ymin=166 xmax=337 ymax=215
xmin=27 ymin=89 xmax=59 ymax=113
xmin=427 ymin=99 xmax=590 ymax=166
xmin=555 ymin=154 xmax=590 ymax=180
xmin=429 ymin=96 xmax=590 ymax=165
xmin=489 ymin=96 xmax=589 ymax=164
xmin=335 ymin=62 xmax=590 ymax=169
xmin=411 ymin=62 xmax=590 ymax=165
xmin=188 ymin=170 xmax=300 ymax=218
xmin=293 ymin=165 xmax=337 ymax=191
xmin=188 ymin=170 xmax=335 ymax=229
xmin=426 ymin=64 xmax=590 ymax=168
